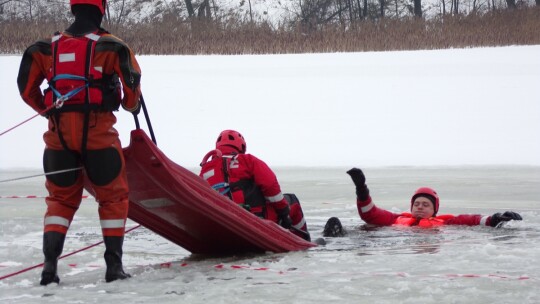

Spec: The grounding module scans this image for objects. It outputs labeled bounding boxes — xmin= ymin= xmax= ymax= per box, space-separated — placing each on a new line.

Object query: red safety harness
xmin=200 ymin=150 xmax=267 ymax=218
xmin=45 ymin=32 xmax=105 ymax=111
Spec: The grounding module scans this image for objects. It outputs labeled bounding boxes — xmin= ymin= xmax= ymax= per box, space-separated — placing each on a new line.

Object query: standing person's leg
xmin=41 ymin=148 xmax=84 ymax=285
xmin=85 ymin=125 xmax=131 ymax=282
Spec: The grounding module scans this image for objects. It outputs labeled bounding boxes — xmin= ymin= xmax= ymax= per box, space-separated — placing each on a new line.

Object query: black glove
xmin=346 ymin=168 xmax=370 ymax=201
xmin=490 ymin=211 xmax=523 ymax=227
xmin=278 ymin=215 xmax=292 ymax=229
xmin=276 ymin=205 xmax=292 ymax=229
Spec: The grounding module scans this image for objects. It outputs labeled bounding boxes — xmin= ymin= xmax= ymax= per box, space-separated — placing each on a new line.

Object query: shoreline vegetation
xmin=1 ymin=7 xmax=539 ymax=55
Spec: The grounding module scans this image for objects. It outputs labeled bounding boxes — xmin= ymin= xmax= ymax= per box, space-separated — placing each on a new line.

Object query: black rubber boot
xmin=301 ymin=229 xmax=312 ymax=242
xmin=104 ymin=236 xmax=131 ymax=283
xmin=40 ymin=231 xmax=66 ymax=286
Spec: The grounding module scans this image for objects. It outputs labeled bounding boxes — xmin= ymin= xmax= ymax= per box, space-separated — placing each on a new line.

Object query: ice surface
xmin=1 ymin=167 xmax=539 ymax=303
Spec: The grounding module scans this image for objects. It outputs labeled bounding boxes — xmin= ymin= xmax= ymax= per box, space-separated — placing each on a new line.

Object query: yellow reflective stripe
xmin=265 ymin=193 xmax=284 ymax=203
xmin=100 ymin=219 xmax=125 ymax=229
xmin=44 ymin=216 xmax=70 ymax=227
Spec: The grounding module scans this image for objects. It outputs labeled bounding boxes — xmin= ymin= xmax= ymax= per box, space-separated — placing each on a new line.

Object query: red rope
xmin=0 ymin=224 xmax=141 ymax=281
xmin=0 ymin=104 xmax=56 ymax=137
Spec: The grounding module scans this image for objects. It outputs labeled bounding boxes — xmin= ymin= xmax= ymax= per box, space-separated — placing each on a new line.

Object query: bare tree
xmin=441 ymin=0 xmax=446 ymax=15
xmin=506 ymin=0 xmax=517 ymax=8
xmin=27 ymin=0 xmax=34 ymax=21
xmin=1 ymin=0 xmax=13 ymax=8
xmin=413 ymin=0 xmax=422 ymax=17
xmin=116 ymin=0 xmax=126 ymax=26
xmin=185 ymin=0 xmax=195 ymax=17
xmin=197 ymin=0 xmax=211 ymax=19
xmin=363 ymin=0 xmax=368 ymax=17
xmin=248 ymin=0 xmax=253 ymax=23
xmin=451 ymin=0 xmax=459 ymax=14
xmin=355 ymin=0 xmax=364 ymax=19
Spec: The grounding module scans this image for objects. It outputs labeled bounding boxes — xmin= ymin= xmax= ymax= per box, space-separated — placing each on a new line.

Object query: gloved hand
xmin=490 ymin=211 xmax=523 ymax=227
xmin=278 ymin=214 xmax=292 ymax=229
xmin=276 ymin=205 xmax=292 ymax=229
xmin=347 ymin=168 xmax=365 ymax=186
xmin=346 ymin=168 xmax=370 ymax=201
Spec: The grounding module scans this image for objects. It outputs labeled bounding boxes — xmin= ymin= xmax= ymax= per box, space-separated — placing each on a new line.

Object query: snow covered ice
xmin=2 ymin=46 xmax=540 ymax=169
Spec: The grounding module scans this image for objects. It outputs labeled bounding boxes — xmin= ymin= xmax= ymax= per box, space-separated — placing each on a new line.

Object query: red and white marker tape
xmin=0 ymin=195 xmax=90 ymax=199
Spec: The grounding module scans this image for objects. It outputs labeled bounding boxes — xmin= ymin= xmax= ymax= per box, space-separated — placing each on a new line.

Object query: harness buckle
xmin=54 ymin=97 xmax=66 ymax=109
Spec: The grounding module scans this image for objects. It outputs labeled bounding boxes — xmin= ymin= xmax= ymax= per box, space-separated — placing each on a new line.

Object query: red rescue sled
xmin=122 ymin=129 xmax=315 ymax=255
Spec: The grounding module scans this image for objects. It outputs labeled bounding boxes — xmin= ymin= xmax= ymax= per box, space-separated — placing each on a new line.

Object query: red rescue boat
xmin=121 ymin=129 xmax=315 ymax=255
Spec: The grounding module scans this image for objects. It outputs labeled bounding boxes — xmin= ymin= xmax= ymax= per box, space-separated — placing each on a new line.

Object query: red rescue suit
xmin=200 ymin=147 xmax=309 ymax=240
xmin=356 ymin=197 xmax=493 ymax=227
xmin=17 ymin=30 xmax=142 ymax=237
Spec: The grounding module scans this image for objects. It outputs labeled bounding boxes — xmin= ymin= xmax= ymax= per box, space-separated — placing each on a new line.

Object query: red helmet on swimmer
xmin=70 ymin=0 xmax=106 ymax=14
xmin=411 ymin=187 xmax=440 ymax=216
xmin=216 ymin=130 xmax=246 ymax=154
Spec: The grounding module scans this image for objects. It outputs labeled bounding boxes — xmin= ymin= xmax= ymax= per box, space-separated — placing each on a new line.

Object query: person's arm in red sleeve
xmin=445 ymin=211 xmax=522 ymax=227
xmin=347 ymin=168 xmax=399 ymax=226
xmin=357 ymin=196 xmax=401 ymax=226
xmin=17 ymin=39 xmax=52 ymax=114
xmin=97 ymin=34 xmax=142 ymax=113
xmin=248 ymin=155 xmax=291 ymax=228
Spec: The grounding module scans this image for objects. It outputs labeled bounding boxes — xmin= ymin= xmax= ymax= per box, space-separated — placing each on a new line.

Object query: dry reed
xmin=1 ymin=7 xmax=539 ymax=55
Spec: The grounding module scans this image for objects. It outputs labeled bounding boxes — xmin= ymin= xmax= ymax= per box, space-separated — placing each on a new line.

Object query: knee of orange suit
xmin=84 ymin=147 xmax=123 ymax=186
xmin=43 ymin=149 xmax=81 ymax=187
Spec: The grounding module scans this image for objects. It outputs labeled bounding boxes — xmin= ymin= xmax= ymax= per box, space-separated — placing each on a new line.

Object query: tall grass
xmin=1 ymin=7 xmax=539 ymax=55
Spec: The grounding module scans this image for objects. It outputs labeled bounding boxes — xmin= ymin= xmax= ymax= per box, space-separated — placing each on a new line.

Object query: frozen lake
xmin=1 ymin=166 xmax=539 ymax=303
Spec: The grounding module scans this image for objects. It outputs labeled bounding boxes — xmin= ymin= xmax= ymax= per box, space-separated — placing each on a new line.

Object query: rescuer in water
xmin=323 ymin=168 xmax=522 ymax=237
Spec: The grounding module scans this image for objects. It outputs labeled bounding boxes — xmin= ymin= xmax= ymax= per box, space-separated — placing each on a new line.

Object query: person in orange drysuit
xmin=323 ymin=168 xmax=522 ymax=236
xmin=200 ymin=130 xmax=310 ymax=241
xmin=17 ymin=0 xmax=141 ymax=285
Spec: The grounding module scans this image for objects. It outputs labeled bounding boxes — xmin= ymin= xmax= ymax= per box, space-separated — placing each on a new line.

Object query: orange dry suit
xmin=17 ymin=29 xmax=142 ymax=237
xmin=199 ymin=147 xmax=310 ymax=240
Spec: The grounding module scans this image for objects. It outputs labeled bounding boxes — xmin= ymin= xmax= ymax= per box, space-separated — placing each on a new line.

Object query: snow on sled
xmin=121 ymin=129 xmax=316 ymax=255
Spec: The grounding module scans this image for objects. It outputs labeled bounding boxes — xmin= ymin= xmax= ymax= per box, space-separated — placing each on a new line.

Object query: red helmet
xmin=411 ymin=187 xmax=440 ymax=215
xmin=216 ymin=130 xmax=246 ymax=154
xmin=70 ymin=0 xmax=106 ymax=14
